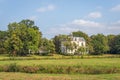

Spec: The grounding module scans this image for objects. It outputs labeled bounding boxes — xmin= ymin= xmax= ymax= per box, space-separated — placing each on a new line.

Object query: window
xmin=75 ymin=38 xmax=77 ymax=41
xmin=81 ymin=43 xmax=84 ymax=46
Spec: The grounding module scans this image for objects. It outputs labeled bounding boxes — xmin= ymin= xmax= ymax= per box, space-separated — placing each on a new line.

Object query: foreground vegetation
xmin=0 ymin=54 xmax=120 ymax=61
xmin=0 ymin=57 xmax=119 ymax=74
xmin=0 ymin=55 xmax=119 ymax=79
xmin=0 ymin=72 xmax=120 ymax=80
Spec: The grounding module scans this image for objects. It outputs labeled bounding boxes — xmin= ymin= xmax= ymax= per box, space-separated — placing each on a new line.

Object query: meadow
xmin=0 ymin=72 xmax=120 ymax=80
xmin=0 ymin=54 xmax=120 ymax=80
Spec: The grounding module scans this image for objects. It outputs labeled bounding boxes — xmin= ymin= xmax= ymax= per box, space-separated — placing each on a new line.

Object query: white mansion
xmin=61 ymin=35 xmax=87 ymax=54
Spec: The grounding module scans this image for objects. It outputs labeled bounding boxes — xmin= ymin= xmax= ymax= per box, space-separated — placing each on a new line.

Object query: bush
xmin=0 ymin=63 xmax=120 ymax=74
xmin=22 ymin=66 xmax=39 ymax=73
xmin=3 ymin=63 xmax=19 ymax=72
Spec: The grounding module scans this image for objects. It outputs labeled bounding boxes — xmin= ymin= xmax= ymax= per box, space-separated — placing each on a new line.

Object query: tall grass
xmin=0 ymin=63 xmax=119 ymax=74
xmin=0 ymin=54 xmax=120 ymax=61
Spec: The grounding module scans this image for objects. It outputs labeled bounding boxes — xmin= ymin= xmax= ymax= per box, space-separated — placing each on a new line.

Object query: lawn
xmin=0 ymin=72 xmax=120 ymax=80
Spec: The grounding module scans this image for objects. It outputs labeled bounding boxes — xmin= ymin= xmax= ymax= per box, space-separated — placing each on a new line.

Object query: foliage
xmin=53 ymin=35 xmax=69 ymax=53
xmin=107 ymin=34 xmax=116 ymax=53
xmin=110 ymin=35 xmax=120 ymax=54
xmin=91 ymin=34 xmax=109 ymax=55
xmin=62 ymin=39 xmax=75 ymax=54
xmin=39 ymin=38 xmax=55 ymax=55
xmin=4 ymin=20 xmax=42 ymax=56
xmin=22 ymin=66 xmax=39 ymax=73
xmin=0 ymin=31 xmax=8 ymax=54
xmin=0 ymin=58 xmax=120 ymax=74
xmin=75 ymin=46 xmax=86 ymax=55
xmin=3 ymin=63 xmax=19 ymax=72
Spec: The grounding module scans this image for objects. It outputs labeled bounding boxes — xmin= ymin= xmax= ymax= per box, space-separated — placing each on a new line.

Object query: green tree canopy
xmin=53 ymin=35 xmax=69 ymax=53
xmin=91 ymin=34 xmax=109 ymax=55
xmin=0 ymin=31 xmax=8 ymax=54
xmin=110 ymin=34 xmax=120 ymax=54
xmin=5 ymin=19 xmax=42 ymax=56
xmin=40 ymin=38 xmax=55 ymax=54
xmin=107 ymin=35 xmax=116 ymax=54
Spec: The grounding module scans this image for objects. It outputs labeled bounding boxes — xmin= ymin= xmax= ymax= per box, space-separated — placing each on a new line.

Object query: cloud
xmin=45 ymin=19 xmax=104 ymax=38
xmin=37 ymin=4 xmax=55 ymax=12
xmin=72 ymin=19 xmax=102 ymax=27
xmin=28 ymin=16 xmax=38 ymax=20
xmin=87 ymin=12 xmax=102 ymax=18
xmin=48 ymin=26 xmax=79 ymax=35
xmin=111 ymin=4 xmax=120 ymax=12
xmin=108 ymin=20 xmax=120 ymax=30
xmin=44 ymin=19 xmax=120 ymax=38
xmin=105 ymin=20 xmax=120 ymax=35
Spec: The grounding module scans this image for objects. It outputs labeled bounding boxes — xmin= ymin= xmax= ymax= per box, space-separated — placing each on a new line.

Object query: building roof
xmin=71 ymin=36 xmax=85 ymax=42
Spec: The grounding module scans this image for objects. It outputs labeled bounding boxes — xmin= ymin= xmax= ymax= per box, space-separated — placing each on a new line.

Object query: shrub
xmin=22 ymin=66 xmax=39 ymax=73
xmin=3 ymin=63 xmax=19 ymax=72
xmin=0 ymin=63 xmax=120 ymax=74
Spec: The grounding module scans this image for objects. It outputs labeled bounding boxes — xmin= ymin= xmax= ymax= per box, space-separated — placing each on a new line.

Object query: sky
xmin=0 ymin=0 xmax=120 ymax=38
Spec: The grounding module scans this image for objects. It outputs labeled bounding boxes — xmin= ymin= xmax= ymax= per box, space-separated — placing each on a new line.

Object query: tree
xmin=107 ymin=35 xmax=116 ymax=54
xmin=0 ymin=31 xmax=8 ymax=54
xmin=75 ymin=46 xmax=86 ymax=55
xmin=26 ymin=28 xmax=40 ymax=54
xmin=110 ymin=35 xmax=120 ymax=54
xmin=62 ymin=41 xmax=74 ymax=54
xmin=40 ymin=38 xmax=55 ymax=55
xmin=53 ymin=35 xmax=68 ymax=53
xmin=91 ymin=34 xmax=109 ymax=55
xmin=4 ymin=33 xmax=23 ymax=56
xmin=5 ymin=19 xmax=42 ymax=56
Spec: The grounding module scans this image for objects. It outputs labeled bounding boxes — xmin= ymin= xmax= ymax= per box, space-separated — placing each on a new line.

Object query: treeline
xmin=54 ymin=31 xmax=120 ymax=55
xmin=0 ymin=19 xmax=120 ymax=56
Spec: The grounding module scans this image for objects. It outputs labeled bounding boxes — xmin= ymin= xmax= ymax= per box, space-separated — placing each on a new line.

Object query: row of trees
xmin=0 ymin=19 xmax=120 ymax=56
xmin=53 ymin=31 xmax=120 ymax=55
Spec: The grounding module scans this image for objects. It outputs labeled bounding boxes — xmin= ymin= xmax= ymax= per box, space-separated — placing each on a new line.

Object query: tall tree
xmin=53 ymin=35 xmax=68 ymax=53
xmin=4 ymin=33 xmax=23 ymax=56
xmin=110 ymin=35 xmax=120 ymax=54
xmin=5 ymin=19 xmax=42 ymax=56
xmin=0 ymin=31 xmax=8 ymax=54
xmin=40 ymin=38 xmax=55 ymax=54
xmin=91 ymin=34 xmax=109 ymax=54
xmin=107 ymin=35 xmax=116 ymax=54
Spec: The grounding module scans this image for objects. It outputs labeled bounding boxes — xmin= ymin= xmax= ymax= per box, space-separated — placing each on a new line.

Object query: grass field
xmin=0 ymin=58 xmax=119 ymax=74
xmin=0 ymin=54 xmax=120 ymax=79
xmin=0 ymin=54 xmax=120 ymax=61
xmin=0 ymin=72 xmax=120 ymax=80
xmin=0 ymin=58 xmax=120 ymax=67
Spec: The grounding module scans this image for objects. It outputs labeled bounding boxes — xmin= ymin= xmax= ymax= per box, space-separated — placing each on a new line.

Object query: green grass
xmin=0 ymin=58 xmax=119 ymax=74
xmin=0 ymin=54 xmax=119 ymax=61
xmin=0 ymin=72 xmax=120 ymax=80
xmin=0 ymin=54 xmax=120 ymax=74
xmin=0 ymin=58 xmax=120 ymax=67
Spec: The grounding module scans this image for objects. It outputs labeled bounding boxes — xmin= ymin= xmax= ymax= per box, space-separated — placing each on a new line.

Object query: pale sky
xmin=0 ymin=0 xmax=120 ymax=38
